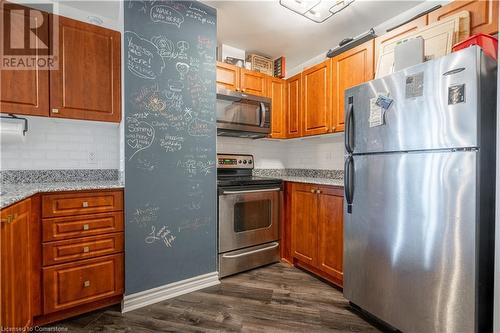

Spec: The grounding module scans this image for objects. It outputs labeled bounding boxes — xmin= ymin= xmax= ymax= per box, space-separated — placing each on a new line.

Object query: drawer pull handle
xmin=83 ymin=224 xmax=90 ymax=231
xmin=1 ymin=214 xmax=17 ymax=224
xmin=83 ymin=246 xmax=90 ymax=253
xmin=83 ymin=280 xmax=90 ymax=288
xmin=82 ymin=201 xmax=89 ymax=208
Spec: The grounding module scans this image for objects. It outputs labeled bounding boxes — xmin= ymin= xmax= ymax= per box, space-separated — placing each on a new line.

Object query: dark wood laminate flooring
xmin=48 ymin=263 xmax=381 ymax=332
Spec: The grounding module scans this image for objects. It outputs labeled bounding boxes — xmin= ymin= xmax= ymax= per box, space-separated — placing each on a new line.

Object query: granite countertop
xmin=278 ymin=176 xmax=344 ymax=187
xmin=253 ymin=168 xmax=344 ymax=187
xmin=0 ymin=180 xmax=124 ymax=209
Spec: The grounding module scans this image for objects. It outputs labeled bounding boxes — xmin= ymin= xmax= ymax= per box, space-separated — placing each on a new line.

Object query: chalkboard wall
xmin=124 ymin=0 xmax=217 ymax=295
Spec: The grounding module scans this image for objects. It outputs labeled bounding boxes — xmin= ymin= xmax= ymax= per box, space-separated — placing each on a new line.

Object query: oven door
xmin=216 ymin=89 xmax=271 ymax=134
xmin=218 ymin=186 xmax=281 ymax=253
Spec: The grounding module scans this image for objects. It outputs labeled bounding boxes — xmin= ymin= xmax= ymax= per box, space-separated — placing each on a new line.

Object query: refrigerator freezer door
xmin=344 ymin=151 xmax=477 ymax=333
xmin=345 ymin=47 xmax=483 ymax=154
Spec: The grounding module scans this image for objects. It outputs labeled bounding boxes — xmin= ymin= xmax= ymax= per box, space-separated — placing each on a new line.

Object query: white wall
xmin=1 ymin=1 xmax=124 ymax=172
xmin=0 ymin=116 xmax=120 ymax=170
xmin=217 ymin=134 xmax=344 ymax=170
xmin=286 ymin=1 xmax=450 ymax=78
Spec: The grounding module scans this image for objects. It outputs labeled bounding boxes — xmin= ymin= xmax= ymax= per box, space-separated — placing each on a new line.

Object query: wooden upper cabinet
xmin=374 ymin=15 xmax=428 ymax=73
xmin=267 ymin=77 xmax=287 ymax=139
xmin=428 ymin=0 xmax=498 ymax=35
xmin=301 ymin=60 xmax=332 ymax=136
xmin=332 ymin=40 xmax=374 ymax=132
xmin=317 ymin=187 xmax=344 ymax=286
xmin=286 ymin=73 xmax=302 ymax=138
xmin=1 ymin=199 xmax=32 ymax=330
xmin=216 ymin=61 xmax=240 ymax=91
xmin=240 ymin=68 xmax=266 ymax=96
xmin=50 ymin=16 xmax=121 ymax=122
xmin=291 ymin=184 xmax=318 ymax=266
xmin=0 ymin=5 xmax=49 ymax=117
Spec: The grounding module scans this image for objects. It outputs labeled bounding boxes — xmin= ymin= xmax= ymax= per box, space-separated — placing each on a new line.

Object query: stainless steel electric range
xmin=217 ymin=154 xmax=283 ymax=278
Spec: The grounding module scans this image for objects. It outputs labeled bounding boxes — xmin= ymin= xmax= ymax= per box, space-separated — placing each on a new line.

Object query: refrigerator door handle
xmin=345 ymin=97 xmax=354 ymax=153
xmin=344 ymin=155 xmax=354 ymax=214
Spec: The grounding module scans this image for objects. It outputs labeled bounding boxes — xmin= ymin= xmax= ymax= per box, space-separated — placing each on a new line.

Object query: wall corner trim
xmin=121 ymin=272 xmax=220 ymax=313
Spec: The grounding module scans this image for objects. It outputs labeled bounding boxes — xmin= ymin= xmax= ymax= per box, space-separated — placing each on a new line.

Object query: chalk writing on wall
xmin=150 ymin=4 xmax=184 ymax=28
xmin=126 ymin=31 xmax=165 ymax=79
xmin=130 ymin=203 xmax=160 ymax=227
xmin=145 ymin=225 xmax=177 ymax=248
xmin=126 ymin=117 xmax=155 ymax=160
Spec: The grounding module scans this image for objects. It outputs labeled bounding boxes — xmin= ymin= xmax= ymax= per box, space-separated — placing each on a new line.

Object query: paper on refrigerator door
xmin=369 ymin=98 xmax=384 ymax=127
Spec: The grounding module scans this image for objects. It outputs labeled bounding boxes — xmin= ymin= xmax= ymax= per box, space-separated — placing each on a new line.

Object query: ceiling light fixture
xmin=280 ymin=0 xmax=354 ymax=23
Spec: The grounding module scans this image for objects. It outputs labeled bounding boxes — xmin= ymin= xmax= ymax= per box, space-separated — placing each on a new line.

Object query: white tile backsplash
xmin=0 ymin=116 xmax=120 ymax=171
xmin=216 ymin=134 xmax=344 ymax=170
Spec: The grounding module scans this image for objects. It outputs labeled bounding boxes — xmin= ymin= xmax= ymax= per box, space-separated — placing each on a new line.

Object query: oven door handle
xmin=221 ymin=188 xmax=281 ymax=195
xmin=222 ymin=242 xmax=279 ymax=259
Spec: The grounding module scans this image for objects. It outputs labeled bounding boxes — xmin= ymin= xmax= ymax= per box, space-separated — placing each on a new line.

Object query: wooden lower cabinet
xmin=0 ymin=199 xmax=33 ymax=330
xmin=0 ymin=189 xmax=124 ymax=329
xmin=291 ymin=186 xmax=318 ymax=265
xmin=288 ymin=182 xmax=344 ymax=287
xmin=43 ymin=254 xmax=124 ymax=314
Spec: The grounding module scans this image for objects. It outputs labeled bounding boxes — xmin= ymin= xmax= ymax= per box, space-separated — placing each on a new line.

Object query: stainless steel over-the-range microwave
xmin=216 ymin=87 xmax=271 ymax=139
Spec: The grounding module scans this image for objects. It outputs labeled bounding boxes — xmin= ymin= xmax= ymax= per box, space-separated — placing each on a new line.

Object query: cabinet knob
xmin=83 ymin=224 xmax=90 ymax=231
xmin=83 ymin=246 xmax=90 ymax=253
xmin=316 ymin=190 xmax=321 ymax=194
xmin=51 ymin=108 xmax=59 ymax=114
xmin=82 ymin=201 xmax=89 ymax=208
xmin=83 ymin=280 xmax=91 ymax=288
xmin=310 ymin=189 xmax=315 ymax=193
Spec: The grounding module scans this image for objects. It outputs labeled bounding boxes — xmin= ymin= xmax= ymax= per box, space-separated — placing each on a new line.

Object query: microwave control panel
xmin=217 ymin=154 xmax=253 ymax=169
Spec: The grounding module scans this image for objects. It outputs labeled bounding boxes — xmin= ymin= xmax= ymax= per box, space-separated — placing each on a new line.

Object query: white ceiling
xmin=205 ymin=0 xmax=426 ymax=69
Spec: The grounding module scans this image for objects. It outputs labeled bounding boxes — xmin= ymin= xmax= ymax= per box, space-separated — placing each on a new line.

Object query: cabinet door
xmin=286 ymin=73 xmax=302 ymax=138
xmin=216 ymin=61 xmax=240 ymax=91
xmin=374 ymin=15 xmax=428 ymax=74
xmin=240 ymin=68 xmax=266 ymax=96
xmin=0 ymin=5 xmax=49 ymax=117
xmin=332 ymin=41 xmax=374 ymax=132
xmin=302 ymin=60 xmax=331 ymax=136
xmin=1 ymin=199 xmax=32 ymax=329
xmin=267 ymin=77 xmax=287 ymax=139
xmin=291 ymin=184 xmax=318 ymax=266
xmin=50 ymin=16 xmax=121 ymax=122
xmin=317 ymin=187 xmax=344 ymax=286
xmin=428 ymin=0 xmax=498 ymax=35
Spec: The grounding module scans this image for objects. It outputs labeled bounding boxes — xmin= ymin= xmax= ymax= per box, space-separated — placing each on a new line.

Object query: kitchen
xmin=0 ymin=0 xmax=499 ymax=332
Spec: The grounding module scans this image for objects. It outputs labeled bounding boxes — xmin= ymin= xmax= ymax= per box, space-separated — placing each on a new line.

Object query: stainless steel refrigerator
xmin=343 ymin=46 xmax=497 ymax=333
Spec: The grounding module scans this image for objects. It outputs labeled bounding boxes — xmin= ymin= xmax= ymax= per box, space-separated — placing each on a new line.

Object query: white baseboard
xmin=121 ymin=272 xmax=220 ymax=313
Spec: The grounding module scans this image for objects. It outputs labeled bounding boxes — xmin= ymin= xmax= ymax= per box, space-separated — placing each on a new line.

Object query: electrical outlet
xmin=88 ymin=151 xmax=97 ymax=165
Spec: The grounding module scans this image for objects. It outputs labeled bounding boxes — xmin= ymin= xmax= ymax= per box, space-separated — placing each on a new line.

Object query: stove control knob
xmin=238 ymin=160 xmax=242 ymax=164
xmin=243 ymin=160 xmax=247 ymax=164
xmin=249 ymin=160 xmax=252 ymax=164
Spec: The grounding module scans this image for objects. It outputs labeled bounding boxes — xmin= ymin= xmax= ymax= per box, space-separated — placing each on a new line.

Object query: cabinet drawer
xmin=43 ymin=233 xmax=124 ymax=266
xmin=43 ymin=254 xmax=124 ymax=314
xmin=42 ymin=190 xmax=123 ymax=218
xmin=42 ymin=212 xmax=124 ymax=242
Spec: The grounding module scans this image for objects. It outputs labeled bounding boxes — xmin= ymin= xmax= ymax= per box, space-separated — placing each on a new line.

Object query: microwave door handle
xmin=259 ymin=102 xmax=266 ymax=127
